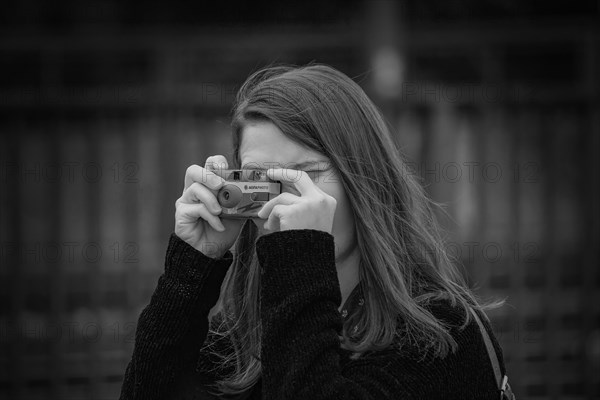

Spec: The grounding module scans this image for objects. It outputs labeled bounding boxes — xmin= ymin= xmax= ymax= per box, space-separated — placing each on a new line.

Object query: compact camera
xmin=212 ymin=169 xmax=281 ymax=219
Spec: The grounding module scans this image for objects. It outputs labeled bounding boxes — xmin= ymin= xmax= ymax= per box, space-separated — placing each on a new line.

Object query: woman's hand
xmin=174 ymin=155 xmax=244 ymax=258
xmin=257 ymin=168 xmax=337 ymax=234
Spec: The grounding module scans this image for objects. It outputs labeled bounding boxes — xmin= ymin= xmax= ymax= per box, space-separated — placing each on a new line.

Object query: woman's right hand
xmin=174 ymin=155 xmax=244 ymax=259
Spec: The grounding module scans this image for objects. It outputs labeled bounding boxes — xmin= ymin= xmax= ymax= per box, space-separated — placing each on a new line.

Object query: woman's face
xmin=239 ymin=120 xmax=357 ymax=263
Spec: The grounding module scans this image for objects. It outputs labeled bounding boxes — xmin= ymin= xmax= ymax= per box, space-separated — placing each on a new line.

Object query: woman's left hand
xmin=257 ymin=168 xmax=337 ymax=234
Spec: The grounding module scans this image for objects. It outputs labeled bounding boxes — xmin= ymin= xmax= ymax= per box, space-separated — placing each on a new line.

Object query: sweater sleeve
xmin=255 ymin=229 xmax=408 ymax=399
xmin=119 ymin=233 xmax=233 ymax=400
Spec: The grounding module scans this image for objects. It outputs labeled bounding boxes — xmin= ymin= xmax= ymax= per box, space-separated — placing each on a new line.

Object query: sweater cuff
xmin=165 ymin=233 xmax=234 ymax=285
xmin=255 ymin=229 xmax=339 ymax=305
xmin=256 ymin=229 xmax=335 ymax=268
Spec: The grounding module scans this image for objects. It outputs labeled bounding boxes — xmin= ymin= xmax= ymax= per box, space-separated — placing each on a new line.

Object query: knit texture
xmin=120 ymin=230 xmax=507 ymax=400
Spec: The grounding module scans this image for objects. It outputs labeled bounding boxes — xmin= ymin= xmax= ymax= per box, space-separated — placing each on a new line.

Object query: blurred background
xmin=0 ymin=0 xmax=599 ymax=399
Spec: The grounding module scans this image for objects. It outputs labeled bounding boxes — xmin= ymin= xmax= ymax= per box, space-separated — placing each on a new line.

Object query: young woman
xmin=120 ymin=64 xmax=511 ymax=399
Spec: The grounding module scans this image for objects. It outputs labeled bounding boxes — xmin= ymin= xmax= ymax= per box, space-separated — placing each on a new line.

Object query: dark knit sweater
xmin=120 ymin=229 xmax=507 ymax=400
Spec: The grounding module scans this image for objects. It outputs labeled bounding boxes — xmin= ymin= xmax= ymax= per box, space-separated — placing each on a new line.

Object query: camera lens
xmin=217 ymin=185 xmax=243 ymax=208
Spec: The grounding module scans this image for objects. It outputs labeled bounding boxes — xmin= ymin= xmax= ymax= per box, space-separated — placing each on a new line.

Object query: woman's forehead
xmin=240 ymin=121 xmax=300 ymax=152
xmin=240 ymin=159 xmax=331 ymax=171
xmin=239 ymin=122 xmax=328 ymax=169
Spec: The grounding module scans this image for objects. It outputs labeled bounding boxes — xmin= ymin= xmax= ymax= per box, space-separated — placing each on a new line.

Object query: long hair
xmin=204 ymin=64 xmax=496 ymax=395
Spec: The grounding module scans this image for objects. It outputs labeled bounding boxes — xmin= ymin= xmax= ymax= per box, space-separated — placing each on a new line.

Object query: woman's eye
xmin=305 ymin=167 xmax=332 ymax=180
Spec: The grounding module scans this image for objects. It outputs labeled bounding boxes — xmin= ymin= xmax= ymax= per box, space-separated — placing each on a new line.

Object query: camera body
xmin=212 ymin=169 xmax=281 ymax=219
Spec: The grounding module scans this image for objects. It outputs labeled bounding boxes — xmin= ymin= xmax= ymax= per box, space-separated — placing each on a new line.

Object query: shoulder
xmin=420 ymin=298 xmax=504 ymax=367
xmin=424 ymin=298 xmax=506 ymax=375
xmin=423 ymin=298 xmax=470 ymax=330
xmin=343 ymin=299 xmax=505 ymax=399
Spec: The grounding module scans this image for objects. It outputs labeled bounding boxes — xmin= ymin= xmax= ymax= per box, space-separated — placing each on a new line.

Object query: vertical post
xmin=366 ymin=0 xmax=406 ymax=121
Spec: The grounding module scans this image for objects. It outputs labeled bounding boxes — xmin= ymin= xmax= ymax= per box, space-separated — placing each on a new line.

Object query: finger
xmin=257 ymin=192 xmax=297 ymax=219
xmin=264 ymin=204 xmax=286 ymax=231
xmin=177 ymin=203 xmax=225 ymax=232
xmin=181 ymin=182 xmax=222 ymax=214
xmin=266 ymin=168 xmax=317 ymax=197
xmin=184 ymin=164 xmax=225 ymax=192
xmin=205 ymin=155 xmax=228 ymax=171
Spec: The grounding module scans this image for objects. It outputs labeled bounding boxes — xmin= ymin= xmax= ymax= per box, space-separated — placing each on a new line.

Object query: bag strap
xmin=469 ymin=308 xmax=504 ymax=389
